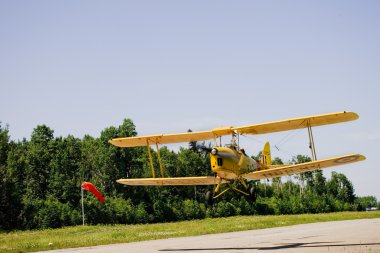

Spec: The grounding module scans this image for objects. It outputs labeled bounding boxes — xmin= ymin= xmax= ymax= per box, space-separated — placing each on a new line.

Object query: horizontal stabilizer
xmin=243 ymin=154 xmax=365 ymax=180
xmin=117 ymin=176 xmax=228 ymax=186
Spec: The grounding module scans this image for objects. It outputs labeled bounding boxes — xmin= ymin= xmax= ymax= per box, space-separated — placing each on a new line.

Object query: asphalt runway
xmin=42 ymin=218 xmax=380 ymax=253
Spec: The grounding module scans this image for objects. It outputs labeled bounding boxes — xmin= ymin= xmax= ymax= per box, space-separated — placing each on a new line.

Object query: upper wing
xmin=109 ymin=127 xmax=233 ymax=148
xmin=117 ymin=176 xmax=228 ymax=186
xmin=242 ymin=154 xmax=365 ymax=180
xmin=110 ymin=111 xmax=358 ymax=147
xmin=234 ymin=111 xmax=358 ymax=135
xmin=110 ymin=130 xmax=215 ymax=147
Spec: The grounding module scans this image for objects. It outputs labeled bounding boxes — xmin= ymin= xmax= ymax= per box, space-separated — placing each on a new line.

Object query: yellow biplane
xmin=109 ymin=111 xmax=365 ymax=204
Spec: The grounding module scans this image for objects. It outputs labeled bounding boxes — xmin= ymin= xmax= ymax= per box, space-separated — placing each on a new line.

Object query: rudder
xmin=261 ymin=142 xmax=271 ymax=166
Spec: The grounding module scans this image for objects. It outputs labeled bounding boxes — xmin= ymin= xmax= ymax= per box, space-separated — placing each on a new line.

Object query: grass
xmin=1 ymin=211 xmax=380 ymax=253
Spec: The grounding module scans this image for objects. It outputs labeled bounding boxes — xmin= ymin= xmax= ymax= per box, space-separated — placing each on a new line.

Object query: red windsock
xmin=82 ymin=182 xmax=105 ymax=203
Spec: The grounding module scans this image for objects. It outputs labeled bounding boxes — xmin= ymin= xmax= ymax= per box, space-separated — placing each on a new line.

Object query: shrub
xmin=135 ymin=203 xmax=153 ymax=224
xmin=182 ymin=199 xmax=206 ymax=220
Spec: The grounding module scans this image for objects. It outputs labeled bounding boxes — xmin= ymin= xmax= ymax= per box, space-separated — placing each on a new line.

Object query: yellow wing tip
xmin=356 ymin=154 xmax=366 ymax=161
xmin=109 ymin=139 xmax=119 ymax=146
xmin=109 ymin=138 xmax=128 ymax=147
xmin=344 ymin=111 xmax=359 ymax=120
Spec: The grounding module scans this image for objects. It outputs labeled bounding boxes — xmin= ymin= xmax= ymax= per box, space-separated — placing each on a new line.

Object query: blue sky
xmin=1 ymin=1 xmax=379 ymax=198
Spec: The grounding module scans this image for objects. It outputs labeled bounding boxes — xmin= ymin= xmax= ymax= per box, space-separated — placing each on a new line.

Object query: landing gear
xmin=205 ymin=190 xmax=214 ymax=206
xmin=248 ymin=185 xmax=258 ymax=202
xmin=206 ymin=179 xmax=258 ymax=205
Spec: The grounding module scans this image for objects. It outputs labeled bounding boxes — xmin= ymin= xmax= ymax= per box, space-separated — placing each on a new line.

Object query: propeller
xmin=199 ymin=146 xmax=212 ymax=153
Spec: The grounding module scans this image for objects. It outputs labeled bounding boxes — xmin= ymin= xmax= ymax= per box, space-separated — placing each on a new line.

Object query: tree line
xmin=0 ymin=119 xmax=378 ymax=231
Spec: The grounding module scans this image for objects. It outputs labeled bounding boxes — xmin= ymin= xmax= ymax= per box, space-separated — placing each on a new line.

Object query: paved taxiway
xmin=41 ymin=218 xmax=380 ymax=253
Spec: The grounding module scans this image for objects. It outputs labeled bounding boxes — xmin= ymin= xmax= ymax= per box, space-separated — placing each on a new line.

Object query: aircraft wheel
xmin=205 ymin=190 xmax=214 ymax=206
xmin=248 ymin=185 xmax=257 ymax=202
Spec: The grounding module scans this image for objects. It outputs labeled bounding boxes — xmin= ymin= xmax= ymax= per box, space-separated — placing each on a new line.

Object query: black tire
xmin=205 ymin=190 xmax=214 ymax=206
xmin=248 ymin=185 xmax=258 ymax=202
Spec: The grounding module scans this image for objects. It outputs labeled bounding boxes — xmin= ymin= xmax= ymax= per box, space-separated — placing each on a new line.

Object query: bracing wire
xmin=240 ymin=134 xmax=266 ymax=145
xmin=241 ymin=119 xmax=309 ymax=161
xmin=272 ymin=119 xmax=307 ymax=158
xmin=241 ymin=131 xmax=299 ymax=159
xmin=274 ymin=146 xmax=298 ymax=159
xmin=274 ymin=120 xmax=306 ymax=147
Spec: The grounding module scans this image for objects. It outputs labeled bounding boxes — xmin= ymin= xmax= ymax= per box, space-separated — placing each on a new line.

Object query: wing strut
xmin=146 ymin=140 xmax=165 ymax=178
xmin=146 ymin=140 xmax=156 ymax=178
xmin=307 ymin=120 xmax=317 ymax=161
xmin=156 ymin=142 xmax=165 ymax=177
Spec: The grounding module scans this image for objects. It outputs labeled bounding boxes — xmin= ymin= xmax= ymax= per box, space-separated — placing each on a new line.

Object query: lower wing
xmin=117 ymin=176 xmax=228 ymax=186
xmin=243 ymin=154 xmax=365 ymax=180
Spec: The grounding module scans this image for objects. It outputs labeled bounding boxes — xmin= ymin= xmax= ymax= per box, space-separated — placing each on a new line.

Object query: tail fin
xmin=261 ymin=142 xmax=271 ymax=166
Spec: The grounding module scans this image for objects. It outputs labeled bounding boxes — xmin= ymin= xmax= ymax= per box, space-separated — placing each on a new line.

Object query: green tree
xmin=79 ymin=119 xmax=142 ymax=198
xmin=0 ymin=123 xmax=11 ymax=229
xmin=2 ymin=139 xmax=29 ymax=229
xmin=355 ymin=196 xmax=377 ymax=210
xmin=292 ymin=155 xmax=312 ymax=195
xmin=313 ymin=170 xmax=327 ymax=195
xmin=0 ymin=122 xmax=9 ymax=164
xmin=48 ymin=135 xmax=82 ymax=206
xmin=97 ymin=119 xmax=141 ymax=196
xmin=188 ymin=129 xmax=198 ymax=152
xmin=24 ymin=125 xmax=55 ymax=200
xmin=269 ymin=157 xmax=283 ymax=196
xmin=0 ymin=119 xmax=367 ymax=230
xmin=327 ymin=172 xmax=355 ymax=203
xmin=272 ymin=157 xmax=283 ymax=165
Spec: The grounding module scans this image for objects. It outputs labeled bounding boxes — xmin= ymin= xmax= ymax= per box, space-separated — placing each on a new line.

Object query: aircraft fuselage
xmin=210 ymin=146 xmax=260 ymax=180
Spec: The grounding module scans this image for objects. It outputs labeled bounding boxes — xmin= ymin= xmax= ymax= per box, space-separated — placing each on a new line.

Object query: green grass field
xmin=1 ymin=211 xmax=380 ymax=253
